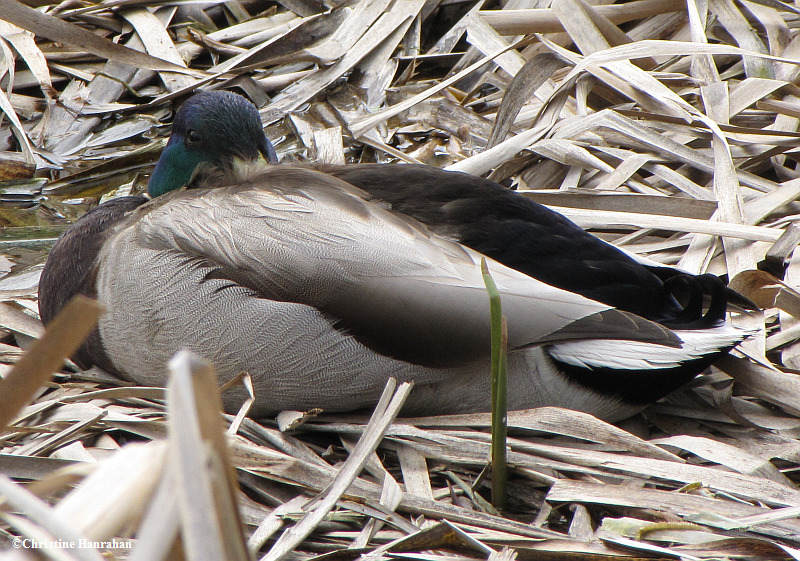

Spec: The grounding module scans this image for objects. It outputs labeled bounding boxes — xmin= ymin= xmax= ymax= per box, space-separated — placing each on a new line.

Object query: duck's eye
xmin=186 ymin=129 xmax=202 ymax=145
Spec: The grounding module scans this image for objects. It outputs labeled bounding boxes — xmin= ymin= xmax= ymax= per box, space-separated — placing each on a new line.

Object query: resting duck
xmin=39 ymin=90 xmax=751 ymax=421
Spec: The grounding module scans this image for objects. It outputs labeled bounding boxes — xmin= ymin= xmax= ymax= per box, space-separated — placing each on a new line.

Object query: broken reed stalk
xmin=481 ymin=258 xmax=508 ymax=511
xmin=0 ymin=295 xmax=103 ymax=432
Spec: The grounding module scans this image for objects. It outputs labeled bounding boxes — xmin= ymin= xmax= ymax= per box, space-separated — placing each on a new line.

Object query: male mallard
xmin=39 ymin=90 xmax=751 ymax=421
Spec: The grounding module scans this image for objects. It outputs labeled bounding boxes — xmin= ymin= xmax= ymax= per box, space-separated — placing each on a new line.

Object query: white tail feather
xmin=548 ymin=324 xmax=750 ymax=370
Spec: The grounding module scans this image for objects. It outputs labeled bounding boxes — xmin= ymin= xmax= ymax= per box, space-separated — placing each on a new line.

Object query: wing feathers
xmin=543 ymin=309 xmax=682 ymax=348
xmin=108 ymin=167 xmax=709 ymax=367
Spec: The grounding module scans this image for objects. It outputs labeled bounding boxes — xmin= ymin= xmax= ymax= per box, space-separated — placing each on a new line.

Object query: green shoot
xmin=481 ymin=257 xmax=507 ymax=511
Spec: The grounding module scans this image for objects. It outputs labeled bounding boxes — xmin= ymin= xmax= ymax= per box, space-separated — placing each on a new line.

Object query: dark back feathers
xmin=322 ymin=164 xmax=732 ymax=328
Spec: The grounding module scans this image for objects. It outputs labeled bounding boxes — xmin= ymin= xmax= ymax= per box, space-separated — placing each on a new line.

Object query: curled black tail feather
xmin=660 ymin=273 xmax=728 ymax=329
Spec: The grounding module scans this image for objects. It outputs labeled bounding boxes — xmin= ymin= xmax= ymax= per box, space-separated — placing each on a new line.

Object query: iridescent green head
xmin=147 ymin=90 xmax=278 ymax=197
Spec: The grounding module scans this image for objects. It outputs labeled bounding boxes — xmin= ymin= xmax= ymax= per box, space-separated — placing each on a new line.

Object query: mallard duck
xmin=39 ymin=90 xmax=751 ymax=421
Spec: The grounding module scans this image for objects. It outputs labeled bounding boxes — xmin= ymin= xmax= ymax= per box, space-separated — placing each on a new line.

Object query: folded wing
xmin=106 ymin=167 xmax=683 ymax=369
